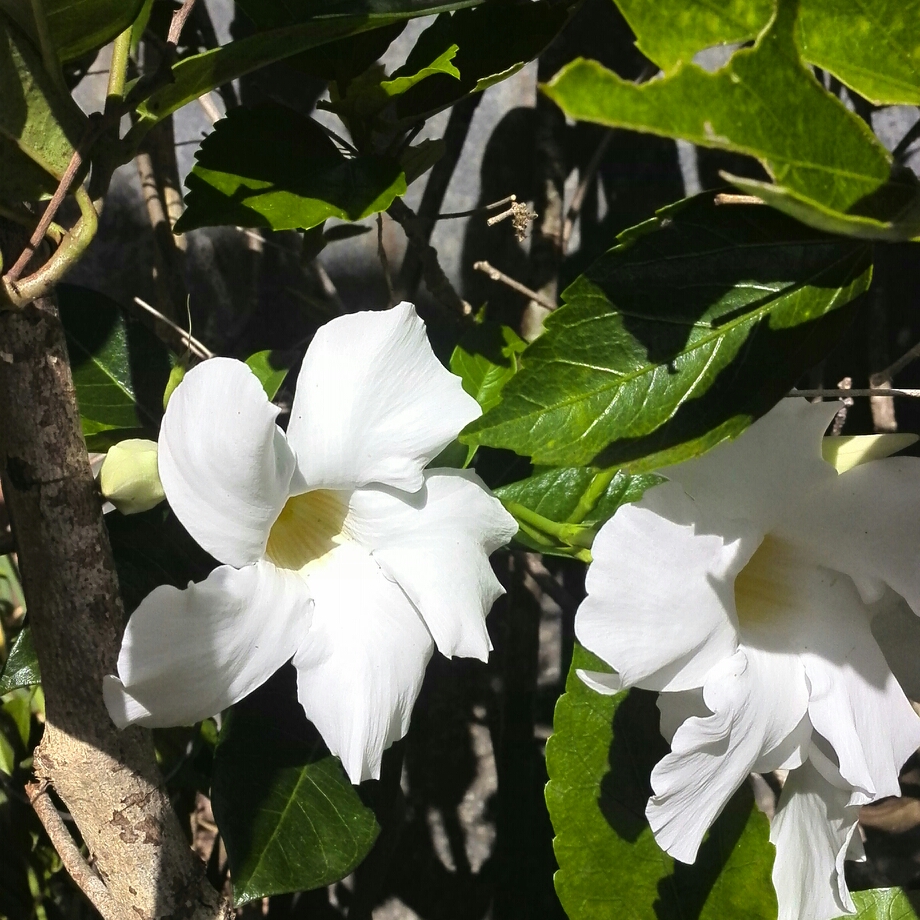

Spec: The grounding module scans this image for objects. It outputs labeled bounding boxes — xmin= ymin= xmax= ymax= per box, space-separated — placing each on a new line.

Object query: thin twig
xmin=197 ymin=92 xmax=223 ymax=125
xmin=388 ymin=198 xmax=472 ymax=319
xmin=437 ymin=195 xmax=517 ymax=220
xmin=473 ymin=260 xmax=556 ymax=311
xmin=377 ymin=213 xmax=396 ymax=308
xmin=871 ymin=337 xmax=920 ymax=387
xmin=562 ymin=132 xmax=612 ymax=252
xmin=789 ymin=388 xmax=920 ymax=399
xmin=714 ymin=193 xmax=764 ymax=205
xmin=167 ymin=0 xmax=197 ymax=44
xmin=26 ymin=781 xmax=128 ymax=920
xmin=133 ymin=297 xmax=213 ymax=359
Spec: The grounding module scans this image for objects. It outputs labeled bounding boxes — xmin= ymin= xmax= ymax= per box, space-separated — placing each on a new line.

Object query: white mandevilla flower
xmin=575 ymin=399 xmax=920 ymax=920
xmin=103 ymin=302 xmax=517 ymax=783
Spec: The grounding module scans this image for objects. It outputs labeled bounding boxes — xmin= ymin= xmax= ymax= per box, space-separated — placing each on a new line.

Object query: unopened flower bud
xmin=99 ymin=439 xmax=165 ymax=514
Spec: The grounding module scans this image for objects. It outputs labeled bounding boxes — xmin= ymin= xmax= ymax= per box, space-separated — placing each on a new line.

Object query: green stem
xmin=2 ymin=188 xmax=98 ymax=309
xmin=29 ymin=0 xmax=68 ymax=98
xmin=504 ymin=500 xmax=594 ymax=549
xmin=106 ymin=26 xmax=133 ymax=109
xmin=568 ymin=466 xmax=619 ymax=524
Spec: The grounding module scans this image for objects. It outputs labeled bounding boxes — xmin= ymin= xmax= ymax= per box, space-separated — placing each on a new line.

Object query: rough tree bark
xmin=0 ymin=270 xmax=229 ymax=919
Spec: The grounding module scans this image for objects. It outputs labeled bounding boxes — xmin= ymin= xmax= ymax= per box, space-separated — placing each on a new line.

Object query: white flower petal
xmin=738 ymin=539 xmax=920 ymax=799
xmin=871 ymin=596 xmax=920 ymax=701
xmin=576 ymin=483 xmax=744 ymax=692
xmin=656 ymin=689 xmax=708 ymax=745
xmin=344 ymin=469 xmax=516 ymax=660
xmin=286 ymin=303 xmax=480 ymax=493
xmin=770 ymin=761 xmax=860 ymax=920
xmin=778 ymin=456 xmax=920 ymax=615
xmin=577 ymin=670 xmax=622 ymax=695
xmin=159 ymin=359 xmax=298 ymax=567
xmin=662 ymin=399 xmax=838 ymax=531
xmin=293 ymin=543 xmax=434 ymax=783
xmin=104 ymin=562 xmax=311 ymax=728
xmin=647 ymin=646 xmax=809 ymax=863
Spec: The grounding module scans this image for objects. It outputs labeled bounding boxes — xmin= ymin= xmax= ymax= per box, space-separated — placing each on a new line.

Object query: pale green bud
xmin=99 ymin=439 xmax=165 ymax=514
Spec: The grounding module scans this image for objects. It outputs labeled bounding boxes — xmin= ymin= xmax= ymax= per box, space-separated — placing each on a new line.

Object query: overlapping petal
xmin=770 ymin=761 xmax=861 ymax=920
xmin=663 ymin=399 xmax=838 ymax=530
xmin=104 ymin=562 xmax=311 ymax=728
xmin=159 ymin=359 xmax=298 ymax=567
xmin=293 ymin=543 xmax=434 ymax=783
xmin=287 ymin=302 xmax=481 ymax=493
xmin=576 ymin=482 xmax=745 ymax=693
xmin=647 ymin=646 xmax=809 ymax=862
xmin=344 ymin=469 xmax=516 ymax=660
xmin=778 ymin=456 xmax=920 ymax=614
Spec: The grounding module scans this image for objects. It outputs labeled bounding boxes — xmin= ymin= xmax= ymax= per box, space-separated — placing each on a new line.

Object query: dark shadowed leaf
xmin=138 ymin=0 xmax=486 ymax=126
xmin=392 ymin=1 xmax=573 ymax=120
xmin=546 ymin=645 xmax=777 ymax=920
xmin=543 ymin=3 xmax=920 ymax=240
xmin=0 ymin=11 xmax=86 ymax=202
xmin=175 ymin=104 xmax=406 ymax=232
xmin=0 ymin=628 xmax=39 ymax=694
xmin=463 ymin=193 xmax=870 ymax=470
xmin=58 ymin=285 xmax=170 ymax=449
xmin=212 ymin=703 xmax=379 ymax=904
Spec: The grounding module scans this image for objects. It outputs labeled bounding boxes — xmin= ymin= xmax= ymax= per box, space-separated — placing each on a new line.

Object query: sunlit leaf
xmin=543 ymin=3 xmax=920 ymax=240
xmin=0 ymin=11 xmax=86 ymax=202
xmin=245 ymin=350 xmax=290 ymax=401
xmin=463 ymin=193 xmax=870 ymax=470
xmin=0 ymin=629 xmax=39 ymax=695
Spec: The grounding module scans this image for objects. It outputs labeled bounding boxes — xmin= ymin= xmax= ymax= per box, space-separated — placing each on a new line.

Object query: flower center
xmin=265 ymin=490 xmax=349 ymax=571
xmin=733 ymin=535 xmax=798 ymax=630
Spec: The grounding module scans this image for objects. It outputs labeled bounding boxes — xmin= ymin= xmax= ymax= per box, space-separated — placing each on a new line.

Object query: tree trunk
xmin=0 ymin=288 xmax=229 ymax=920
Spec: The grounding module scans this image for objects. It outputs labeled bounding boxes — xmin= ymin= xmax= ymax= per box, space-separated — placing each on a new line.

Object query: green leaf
xmin=497 ymin=466 xmax=659 ymax=558
xmin=175 ymin=104 xmax=407 ymax=233
xmin=543 ymin=3 xmax=920 ymax=240
xmin=138 ymin=0 xmax=485 ymax=126
xmin=212 ymin=706 xmax=379 ymax=905
xmin=400 ymin=137 xmax=444 ymax=184
xmin=612 ymin=0 xmax=920 ymax=106
xmin=381 ymin=42 xmax=459 ymax=96
xmin=450 ymin=323 xmax=526 ymax=414
xmin=463 ymin=193 xmax=870 ymax=471
xmin=58 ymin=285 xmax=170 ymax=449
xmin=245 ymin=350 xmax=290 ymax=400
xmin=0 ymin=11 xmax=86 ymax=202
xmin=843 ymin=889 xmax=920 ymax=920
xmin=546 ymin=645 xmax=777 ymax=920
xmin=0 ymin=0 xmax=145 ymax=60
xmin=0 ymin=629 xmax=39 ymax=695
xmin=393 ymin=2 xmax=573 ymax=121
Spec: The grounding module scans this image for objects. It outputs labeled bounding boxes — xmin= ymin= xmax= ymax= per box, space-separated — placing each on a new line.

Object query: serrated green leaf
xmin=844 ymin=889 xmax=920 ymax=920
xmin=546 ymin=645 xmax=777 ymax=920
xmin=496 ymin=467 xmax=660 ymax=558
xmin=245 ymin=350 xmax=289 ymax=400
xmin=451 ymin=323 xmax=526 ymax=414
xmin=212 ymin=707 xmax=379 ymax=905
xmin=613 ymin=0 xmax=920 ymax=106
xmin=175 ymin=104 xmax=406 ymax=233
xmin=543 ymin=2 xmax=920 ymax=240
xmin=463 ymin=193 xmax=869 ymax=470
xmin=138 ymin=0 xmax=486 ymax=126
xmin=58 ymin=284 xmax=169 ymax=449
xmin=0 ymin=11 xmax=86 ymax=202
xmin=0 ymin=629 xmax=39 ymax=695
xmin=382 ymin=43 xmax=459 ymax=95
